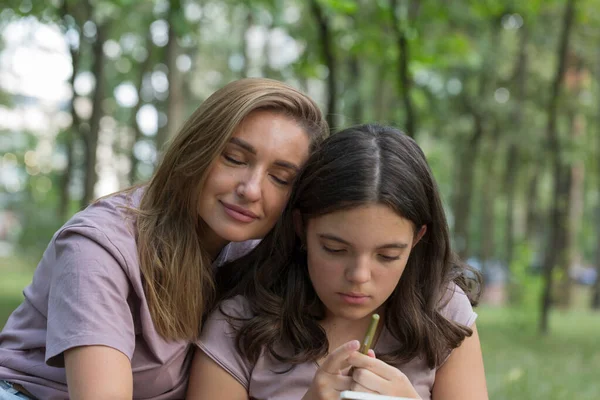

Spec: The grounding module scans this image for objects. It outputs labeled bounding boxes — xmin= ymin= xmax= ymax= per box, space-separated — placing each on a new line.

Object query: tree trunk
xmin=451 ymin=19 xmax=501 ymax=260
xmin=82 ymin=22 xmax=109 ymax=208
xmin=59 ymin=0 xmax=89 ymax=219
xmin=540 ymin=0 xmax=576 ymax=335
xmin=504 ymin=25 xmax=528 ymax=270
xmin=593 ymin=47 xmax=600 ymax=310
xmin=129 ymin=31 xmax=154 ymax=185
xmin=348 ymin=55 xmax=362 ymax=125
xmin=452 ymin=110 xmax=484 ymax=259
xmin=373 ymin=63 xmax=390 ymax=122
xmin=389 ymin=0 xmax=417 ymax=137
xmin=563 ymin=114 xmax=585 ymax=303
xmin=480 ymin=127 xmax=500 ymax=272
xmin=59 ymin=38 xmax=80 ymax=218
xmin=156 ymin=0 xmax=184 ymax=154
xmin=309 ymin=0 xmax=336 ymax=131
xmin=240 ymin=6 xmax=253 ymax=78
xmin=525 ymin=170 xmax=540 ymax=239
xmin=556 ymin=60 xmax=586 ymax=308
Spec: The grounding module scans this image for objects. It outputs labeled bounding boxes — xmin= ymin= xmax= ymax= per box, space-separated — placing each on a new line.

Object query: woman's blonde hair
xmin=136 ymin=78 xmax=328 ymax=340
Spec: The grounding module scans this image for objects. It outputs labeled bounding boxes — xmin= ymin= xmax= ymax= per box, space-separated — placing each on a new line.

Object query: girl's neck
xmin=320 ymin=313 xmax=384 ymax=354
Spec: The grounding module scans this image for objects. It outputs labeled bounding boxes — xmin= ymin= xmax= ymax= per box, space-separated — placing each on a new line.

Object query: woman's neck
xmin=196 ymin=219 xmax=229 ymax=260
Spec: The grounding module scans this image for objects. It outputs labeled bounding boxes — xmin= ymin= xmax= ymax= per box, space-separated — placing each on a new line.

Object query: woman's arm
xmin=431 ymin=324 xmax=488 ymax=400
xmin=186 ymin=347 xmax=248 ymax=400
xmin=64 ymin=345 xmax=132 ymax=400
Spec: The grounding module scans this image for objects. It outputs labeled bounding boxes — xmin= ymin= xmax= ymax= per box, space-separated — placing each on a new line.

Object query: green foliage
xmin=0 ymin=4 xmax=599 ymax=398
xmin=0 ymin=0 xmax=598 ymax=335
xmin=319 ymin=0 xmax=358 ymax=14
xmin=507 ymin=243 xmax=544 ymax=330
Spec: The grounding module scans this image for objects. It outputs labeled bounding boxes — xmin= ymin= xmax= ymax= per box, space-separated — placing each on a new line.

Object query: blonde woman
xmin=0 ymin=78 xmax=328 ymax=400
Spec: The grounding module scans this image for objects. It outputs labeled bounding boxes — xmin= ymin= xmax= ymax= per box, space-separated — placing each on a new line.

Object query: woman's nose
xmin=236 ymin=171 xmax=262 ymax=201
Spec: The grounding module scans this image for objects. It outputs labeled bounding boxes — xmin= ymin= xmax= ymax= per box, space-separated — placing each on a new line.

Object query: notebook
xmin=339 ymin=391 xmax=417 ymax=400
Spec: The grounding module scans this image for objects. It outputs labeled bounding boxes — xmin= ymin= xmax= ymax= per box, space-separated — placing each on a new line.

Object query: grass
xmin=0 ymin=256 xmax=35 ymax=329
xmin=478 ymin=305 xmax=600 ymax=399
xmin=1 ymin=256 xmax=599 ymax=399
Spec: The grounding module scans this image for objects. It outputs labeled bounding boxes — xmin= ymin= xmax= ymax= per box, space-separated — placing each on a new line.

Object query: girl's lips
xmin=338 ymin=293 xmax=370 ymax=305
xmin=221 ymin=202 xmax=258 ymax=223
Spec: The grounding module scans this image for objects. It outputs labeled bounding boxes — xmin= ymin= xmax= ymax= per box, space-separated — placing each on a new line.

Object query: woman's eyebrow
xmin=229 ymin=137 xmax=255 ymax=154
xmin=229 ymin=137 xmax=300 ymax=171
xmin=274 ymin=160 xmax=300 ymax=171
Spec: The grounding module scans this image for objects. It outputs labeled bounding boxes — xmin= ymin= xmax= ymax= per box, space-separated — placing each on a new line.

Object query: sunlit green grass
xmin=1 ymin=257 xmax=599 ymax=399
xmin=1 ymin=256 xmax=34 ymax=329
xmin=479 ymin=300 xmax=600 ymax=400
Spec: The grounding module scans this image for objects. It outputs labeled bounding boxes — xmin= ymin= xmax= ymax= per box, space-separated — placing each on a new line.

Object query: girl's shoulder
xmin=438 ymin=283 xmax=477 ymax=328
xmin=210 ymin=295 xmax=254 ymax=323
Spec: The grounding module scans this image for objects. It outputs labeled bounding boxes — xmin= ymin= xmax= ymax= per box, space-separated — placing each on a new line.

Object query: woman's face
xmin=198 ymin=110 xmax=311 ymax=255
xmin=303 ymin=204 xmax=425 ymax=324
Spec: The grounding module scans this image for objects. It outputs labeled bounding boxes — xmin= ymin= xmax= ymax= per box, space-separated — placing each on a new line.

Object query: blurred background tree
xmin=0 ymin=0 xmax=599 ymax=398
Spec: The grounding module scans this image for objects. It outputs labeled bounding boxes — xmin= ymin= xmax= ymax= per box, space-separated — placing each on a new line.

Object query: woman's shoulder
xmin=37 ymin=188 xmax=144 ymax=282
xmin=216 ymin=240 xmax=261 ymax=266
xmin=54 ymin=188 xmax=142 ymax=248
xmin=65 ymin=188 xmax=141 ymax=231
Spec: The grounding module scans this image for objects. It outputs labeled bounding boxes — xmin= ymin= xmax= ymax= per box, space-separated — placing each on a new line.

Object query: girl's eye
xmin=322 ymin=245 xmax=346 ymax=254
xmin=223 ymin=154 xmax=244 ymax=165
xmin=378 ymin=254 xmax=400 ymax=262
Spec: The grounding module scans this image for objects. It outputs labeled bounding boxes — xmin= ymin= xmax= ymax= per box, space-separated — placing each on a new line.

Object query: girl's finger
xmin=352 ymin=366 xmax=386 ymax=393
xmin=349 ymin=380 xmax=378 ymax=394
xmin=367 ymin=349 xmax=376 ymax=358
xmin=319 ymin=340 xmax=360 ymax=374
xmin=329 ymin=375 xmax=353 ymax=391
xmin=348 ymin=352 xmax=401 ymax=381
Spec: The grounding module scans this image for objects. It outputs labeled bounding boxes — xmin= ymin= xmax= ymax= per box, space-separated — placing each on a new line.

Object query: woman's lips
xmin=221 ymin=201 xmax=258 ymax=223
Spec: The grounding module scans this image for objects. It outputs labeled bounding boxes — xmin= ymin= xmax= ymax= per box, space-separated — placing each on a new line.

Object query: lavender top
xmin=0 ymin=189 xmax=258 ymax=400
xmin=198 ymin=285 xmax=477 ymax=400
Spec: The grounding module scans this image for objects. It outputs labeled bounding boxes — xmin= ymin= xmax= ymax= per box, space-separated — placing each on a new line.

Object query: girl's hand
xmin=347 ymin=351 xmax=421 ymax=399
xmin=302 ymin=340 xmax=360 ymax=400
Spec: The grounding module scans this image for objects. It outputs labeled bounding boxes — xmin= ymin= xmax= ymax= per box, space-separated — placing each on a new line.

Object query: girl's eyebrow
xmin=318 ymin=233 xmax=350 ymax=244
xmin=318 ymin=233 xmax=408 ymax=249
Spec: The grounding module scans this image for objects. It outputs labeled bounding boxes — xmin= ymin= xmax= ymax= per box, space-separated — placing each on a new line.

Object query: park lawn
xmin=478 ymin=304 xmax=600 ymax=400
xmin=0 ymin=258 xmax=33 ymax=327
xmin=0 ymin=260 xmax=598 ymax=399
xmin=0 ymin=257 xmax=33 ymax=329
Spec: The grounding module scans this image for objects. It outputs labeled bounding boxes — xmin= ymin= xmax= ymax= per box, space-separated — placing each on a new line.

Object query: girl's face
xmin=303 ymin=204 xmax=425 ymax=323
xmin=198 ymin=110 xmax=311 ymax=256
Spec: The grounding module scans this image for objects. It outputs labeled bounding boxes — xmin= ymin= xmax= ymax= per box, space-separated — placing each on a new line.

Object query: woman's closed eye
xmin=223 ymin=154 xmax=245 ymax=165
xmin=270 ymin=174 xmax=290 ymax=186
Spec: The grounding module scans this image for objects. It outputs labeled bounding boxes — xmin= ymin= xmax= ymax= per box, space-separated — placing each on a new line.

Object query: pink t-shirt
xmin=0 ymin=189 xmax=258 ymax=400
xmin=198 ymin=286 xmax=477 ymax=400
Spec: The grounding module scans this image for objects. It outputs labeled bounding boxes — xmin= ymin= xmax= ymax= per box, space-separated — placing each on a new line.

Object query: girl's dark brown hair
xmin=216 ymin=124 xmax=481 ymax=369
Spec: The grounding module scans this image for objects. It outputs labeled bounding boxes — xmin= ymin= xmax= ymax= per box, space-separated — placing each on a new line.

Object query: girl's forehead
xmin=307 ymin=205 xmax=415 ymax=242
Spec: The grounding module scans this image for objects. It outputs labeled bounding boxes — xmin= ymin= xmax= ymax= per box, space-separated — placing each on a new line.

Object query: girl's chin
xmin=325 ymin=308 xmax=380 ymax=322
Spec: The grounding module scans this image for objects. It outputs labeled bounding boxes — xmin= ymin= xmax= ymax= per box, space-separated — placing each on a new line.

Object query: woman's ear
xmin=412 ymin=225 xmax=427 ymax=248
